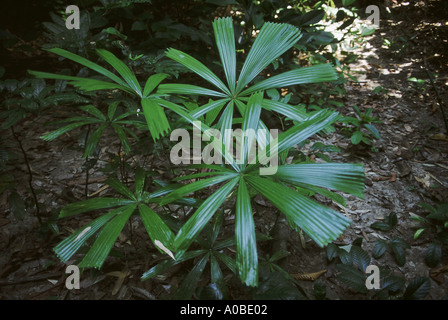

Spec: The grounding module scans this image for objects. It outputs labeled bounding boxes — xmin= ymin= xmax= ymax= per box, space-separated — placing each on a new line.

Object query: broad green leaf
xmin=60 ymin=197 xmax=135 ymax=218
xmin=295 ymin=183 xmax=346 ymax=206
xmin=214 ymin=250 xmax=237 ymax=274
xmin=235 ymin=179 xmax=258 ymax=287
xmin=403 ymin=277 xmax=431 ymax=300
xmin=140 ymin=98 xmax=171 ymax=141
xmin=242 ymin=64 xmax=338 ymax=95
xmin=219 ymin=101 xmax=235 ymax=159
xmin=80 ymin=105 xmax=106 ymax=121
xmin=199 ymin=282 xmax=224 ymax=300
xmin=138 ymin=204 xmax=175 ymax=253
xmin=28 ymin=71 xmax=134 ymax=94
xmin=390 ymin=237 xmax=410 ymax=267
xmin=69 ymin=78 xmax=135 ymax=94
xmin=253 ymin=270 xmax=305 ymax=300
xmin=79 ymin=203 xmax=137 ymax=268
xmin=53 ymin=209 xmax=118 ymax=262
xmin=413 ymin=228 xmax=425 ymax=240
xmin=111 ymin=123 xmax=131 ymax=154
xmin=172 ymin=171 xmax=230 ymax=181
xmin=96 ymin=49 xmax=142 ymax=96
xmin=241 ymin=92 xmax=263 ymax=166
xmin=258 ymin=99 xmax=308 ymax=122
xmin=380 ymin=270 xmax=405 ymax=293
xmin=269 ymin=249 xmax=290 ymax=262
xmin=107 ymin=101 xmax=120 ymax=120
xmin=158 ymin=83 xmax=227 ymax=98
xmin=154 ymin=98 xmax=239 ymax=171
xmin=141 ymin=250 xmax=205 ymax=280
xmin=189 ymin=98 xmax=230 ymax=120
xmin=213 ymin=17 xmax=236 ymax=94
xmin=372 ymin=239 xmax=388 ymax=259
xmin=84 ymin=123 xmax=107 ymax=157
xmin=41 ymin=120 xmax=99 ymax=141
xmin=326 ymin=243 xmax=339 ymax=261
xmin=351 ymin=131 xmax=363 ymax=144
xmin=236 ymin=22 xmax=301 ymax=93
xmin=370 ymin=221 xmax=393 ymax=231
xmin=174 ymin=177 xmax=239 ymax=253
xmin=425 ymin=242 xmax=442 ymax=267
xmin=350 ymin=245 xmax=370 ymax=272
xmin=143 ymin=73 xmax=168 ymax=97
xmin=174 ymin=253 xmax=210 ymax=299
xmin=364 ymin=124 xmax=380 ymax=139
xmin=160 ymin=173 xmax=237 ymax=206
xmin=106 ymin=177 xmax=136 ymax=201
xmin=46 ymin=48 xmax=128 ymax=87
xmin=134 ymin=166 xmax=146 ymax=198
xmin=274 ymin=163 xmax=364 ymax=199
xmin=257 ymin=109 xmax=339 ymax=166
xmin=165 ymin=48 xmax=230 ymax=95
xmin=336 ymin=264 xmax=367 ymax=293
xmin=245 ymin=176 xmax=351 ymax=247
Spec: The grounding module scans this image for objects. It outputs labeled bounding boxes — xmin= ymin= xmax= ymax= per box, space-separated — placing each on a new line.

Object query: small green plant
xmin=41 ymin=101 xmax=146 ymax=158
xmin=372 ymin=85 xmax=388 ymax=98
xmin=370 ymin=212 xmax=398 ymax=232
xmin=372 ymin=237 xmax=411 ymax=267
xmin=369 ymin=212 xmax=411 ymax=267
xmin=142 ymin=211 xmax=270 ymax=300
xmin=408 ymin=77 xmax=426 ymax=91
xmin=339 ymin=105 xmax=381 ymax=145
xmin=29 ymin=48 xmax=172 ymax=141
xmin=53 ymin=167 xmax=181 ymax=269
xmin=328 ymin=239 xmax=430 ymax=299
xmin=410 ymin=202 xmax=448 ymax=267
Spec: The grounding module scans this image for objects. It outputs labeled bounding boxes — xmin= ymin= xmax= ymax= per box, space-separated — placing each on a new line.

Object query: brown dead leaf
xmin=389 ymin=172 xmax=397 ymax=182
xmin=291 ymin=269 xmax=327 ymax=281
xmin=415 ymin=174 xmax=431 ymax=188
xmin=372 ymin=175 xmax=393 ymax=182
xmin=430 ymin=265 xmax=448 ymax=284
xmin=107 ymin=269 xmax=131 ymax=295
xmin=429 ymin=133 xmax=448 ymax=142
xmin=404 ymin=124 xmax=413 ymax=132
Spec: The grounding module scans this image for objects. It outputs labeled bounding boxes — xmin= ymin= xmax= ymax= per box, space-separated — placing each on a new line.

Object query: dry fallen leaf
xmin=107 ymin=270 xmax=130 ymax=295
xmin=291 ymin=269 xmax=327 ymax=281
xmin=429 ymin=133 xmax=448 ymax=142
xmin=415 ymin=174 xmax=431 ymax=188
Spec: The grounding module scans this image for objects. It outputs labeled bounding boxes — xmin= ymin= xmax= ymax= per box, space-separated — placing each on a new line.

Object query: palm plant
xmin=53 ymin=167 xmax=186 ymax=269
xmin=157 ymin=17 xmax=338 ymax=132
xmin=30 ymin=17 xmax=365 ymax=290
xmin=41 ymin=101 xmax=145 ymax=157
xmin=29 ymin=48 xmax=171 ymax=141
xmin=155 ymin=91 xmax=364 ymax=287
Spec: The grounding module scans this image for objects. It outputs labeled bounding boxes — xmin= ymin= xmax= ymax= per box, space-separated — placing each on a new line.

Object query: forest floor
xmin=0 ymin=2 xmax=447 ymax=300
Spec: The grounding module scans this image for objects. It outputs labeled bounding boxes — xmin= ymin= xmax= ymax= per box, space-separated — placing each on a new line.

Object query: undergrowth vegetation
xmin=2 ymin=0 xmax=443 ymax=300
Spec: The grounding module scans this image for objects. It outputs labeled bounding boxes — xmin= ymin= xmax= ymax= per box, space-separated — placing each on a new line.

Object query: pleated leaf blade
xmin=235 ymin=179 xmax=258 ymax=287
xmin=213 ymin=17 xmax=236 ymax=94
xmin=274 ymin=163 xmax=365 ymax=198
xmin=174 ymin=177 xmax=239 ymax=253
xmin=79 ymin=204 xmax=137 ymax=269
xmin=245 ymin=176 xmax=351 ymax=247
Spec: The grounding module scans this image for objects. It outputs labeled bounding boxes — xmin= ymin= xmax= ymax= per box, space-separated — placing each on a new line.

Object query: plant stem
xmin=84 ymin=124 xmax=91 ymax=199
xmin=10 ymin=126 xmax=42 ymax=224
